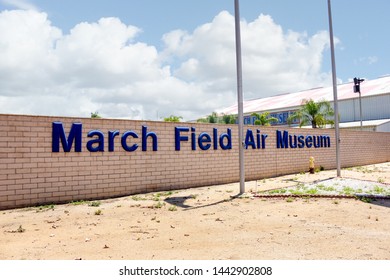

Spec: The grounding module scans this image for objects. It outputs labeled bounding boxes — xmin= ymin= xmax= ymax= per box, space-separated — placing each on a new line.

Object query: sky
xmin=0 ymin=0 xmax=389 ymax=121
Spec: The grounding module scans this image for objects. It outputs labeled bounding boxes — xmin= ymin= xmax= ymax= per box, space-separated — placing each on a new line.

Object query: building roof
xmin=219 ymin=76 xmax=390 ymax=115
xmin=339 ymin=119 xmax=390 ymax=128
xmin=300 ymin=119 xmax=390 ymax=129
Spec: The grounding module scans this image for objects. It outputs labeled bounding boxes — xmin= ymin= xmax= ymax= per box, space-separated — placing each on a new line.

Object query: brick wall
xmin=1 ymin=114 xmax=389 ymax=210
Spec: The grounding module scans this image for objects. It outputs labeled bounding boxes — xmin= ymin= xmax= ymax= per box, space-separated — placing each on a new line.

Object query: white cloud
xmin=0 ymin=9 xmax=334 ymax=121
xmin=1 ymin=0 xmax=38 ymax=11
xmin=166 ymin=12 xmax=333 ymax=100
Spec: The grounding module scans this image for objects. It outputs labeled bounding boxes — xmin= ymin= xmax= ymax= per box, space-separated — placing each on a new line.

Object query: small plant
xmin=290 ymin=189 xmax=305 ymax=195
xmin=325 ymin=186 xmax=336 ymax=192
xmin=359 ymin=197 xmax=373 ymax=203
xmin=162 ymin=191 xmax=173 ymax=196
xmin=152 ymin=191 xmax=174 ymax=200
xmin=377 ymin=177 xmax=385 ymax=183
xmin=373 ymin=185 xmax=385 ymax=194
xmin=189 ymin=194 xmax=198 ymax=199
xmin=131 ymin=196 xmax=146 ymax=201
xmin=342 ymin=186 xmax=354 ymax=195
xmin=168 ymin=206 xmax=177 ymax=211
xmin=307 ymin=188 xmax=318 ymax=195
xmin=286 ymin=197 xmax=294 ymax=203
xmin=36 ymin=204 xmax=55 ymax=212
xmin=88 ymin=201 xmax=101 ymax=207
xmin=94 ymin=209 xmax=102 ymax=215
xmin=268 ymin=189 xmax=287 ymax=194
xmin=153 ymin=201 xmax=165 ymax=209
xmin=71 ymin=200 xmax=86 ymax=205
xmin=355 ymin=166 xmax=364 ymax=172
xmin=17 ymin=225 xmax=25 ymax=233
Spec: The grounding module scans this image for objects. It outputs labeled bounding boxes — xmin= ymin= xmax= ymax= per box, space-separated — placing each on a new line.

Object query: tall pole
xmin=359 ymin=89 xmax=363 ymax=130
xmin=353 ymin=77 xmax=364 ymax=130
xmin=234 ymin=0 xmax=245 ymax=193
xmin=327 ymin=0 xmax=341 ymax=177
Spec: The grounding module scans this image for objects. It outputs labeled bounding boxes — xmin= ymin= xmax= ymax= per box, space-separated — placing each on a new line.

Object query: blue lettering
xmin=321 ymin=135 xmax=331 ymax=147
xmin=261 ymin=134 xmax=268 ymax=149
xmin=305 ymin=135 xmax=313 ymax=148
xmin=87 ymin=130 xmax=104 ymax=152
xmin=142 ymin=126 xmax=158 ymax=151
xmin=198 ymin=133 xmax=211 ymax=150
xmin=175 ymin=127 xmax=189 ymax=151
xmin=297 ymin=135 xmax=305 ymax=148
xmin=121 ymin=131 xmax=138 ymax=152
xmin=213 ymin=128 xmax=218 ymax=150
xmin=289 ymin=134 xmax=297 ymax=148
xmin=245 ymin=129 xmax=256 ymax=149
xmin=219 ymin=128 xmax=232 ymax=150
xmin=276 ymin=130 xmax=289 ymax=149
xmin=52 ymin=122 xmax=82 ymax=152
xmin=191 ymin=127 xmax=196 ymax=150
xmin=108 ymin=130 xmax=119 ymax=152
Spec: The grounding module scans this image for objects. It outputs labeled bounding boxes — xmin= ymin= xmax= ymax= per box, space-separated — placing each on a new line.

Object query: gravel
xmin=266 ymin=177 xmax=390 ymax=197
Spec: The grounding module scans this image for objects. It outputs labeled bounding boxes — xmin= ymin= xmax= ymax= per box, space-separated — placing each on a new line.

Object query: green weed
xmin=342 ymin=186 xmax=354 ymax=195
xmin=88 ymin=201 xmax=101 ymax=207
xmin=36 ymin=204 xmax=55 ymax=212
xmin=153 ymin=202 xmax=165 ymax=209
xmin=131 ymin=196 xmax=147 ymax=201
xmin=70 ymin=200 xmax=86 ymax=205
xmin=373 ymin=185 xmax=386 ymax=194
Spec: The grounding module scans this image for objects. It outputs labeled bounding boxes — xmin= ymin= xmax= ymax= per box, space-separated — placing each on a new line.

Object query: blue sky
xmin=0 ymin=0 xmax=389 ymax=120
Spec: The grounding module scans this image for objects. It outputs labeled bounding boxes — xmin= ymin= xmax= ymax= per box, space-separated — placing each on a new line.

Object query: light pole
xmin=327 ymin=0 xmax=341 ymax=177
xmin=353 ymin=77 xmax=364 ymax=130
xmin=234 ymin=0 xmax=245 ymax=194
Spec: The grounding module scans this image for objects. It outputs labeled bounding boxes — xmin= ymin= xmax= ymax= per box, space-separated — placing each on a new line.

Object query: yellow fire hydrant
xmin=309 ymin=156 xmax=315 ymax=174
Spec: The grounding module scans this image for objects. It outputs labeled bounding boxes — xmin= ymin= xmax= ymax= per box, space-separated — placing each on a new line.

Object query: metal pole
xmin=359 ymin=90 xmax=363 ymax=130
xmin=327 ymin=0 xmax=341 ymax=177
xmin=234 ymin=0 xmax=245 ymax=193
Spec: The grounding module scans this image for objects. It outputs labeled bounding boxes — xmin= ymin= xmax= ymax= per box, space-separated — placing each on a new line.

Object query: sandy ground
xmin=1 ymin=162 xmax=389 ymax=260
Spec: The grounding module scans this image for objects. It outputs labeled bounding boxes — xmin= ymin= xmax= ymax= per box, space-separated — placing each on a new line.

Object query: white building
xmin=218 ymin=76 xmax=390 ymax=132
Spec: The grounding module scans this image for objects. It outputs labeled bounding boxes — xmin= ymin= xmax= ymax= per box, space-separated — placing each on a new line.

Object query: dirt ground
xmin=1 ymin=162 xmax=389 ymax=260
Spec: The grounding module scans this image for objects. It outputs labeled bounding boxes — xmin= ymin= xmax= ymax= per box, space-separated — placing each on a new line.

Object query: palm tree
xmin=91 ymin=111 xmax=101 ymax=118
xmin=221 ymin=113 xmax=236 ymax=124
xmin=197 ymin=112 xmax=219 ymax=123
xmin=288 ymin=99 xmax=334 ymax=128
xmin=251 ymin=112 xmax=278 ymax=126
xmin=163 ymin=115 xmax=183 ymax=122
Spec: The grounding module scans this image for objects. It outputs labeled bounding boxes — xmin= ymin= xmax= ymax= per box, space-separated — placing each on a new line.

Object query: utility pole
xmin=234 ymin=0 xmax=245 ymax=194
xmin=353 ymin=77 xmax=365 ymax=130
xmin=327 ymin=0 xmax=341 ymax=177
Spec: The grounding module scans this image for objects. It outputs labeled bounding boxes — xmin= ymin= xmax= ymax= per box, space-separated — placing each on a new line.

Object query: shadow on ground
xmin=164 ymin=196 xmax=234 ymax=211
xmin=367 ymin=198 xmax=390 ymax=208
